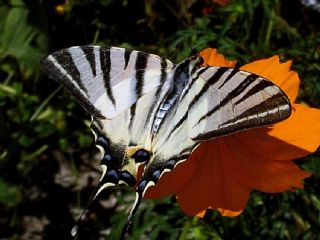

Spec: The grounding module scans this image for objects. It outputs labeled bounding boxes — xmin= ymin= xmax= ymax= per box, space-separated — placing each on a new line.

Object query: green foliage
xmin=0 ymin=0 xmax=47 ymax=79
xmin=0 ymin=0 xmax=319 ymax=239
xmin=0 ymin=178 xmax=21 ymax=208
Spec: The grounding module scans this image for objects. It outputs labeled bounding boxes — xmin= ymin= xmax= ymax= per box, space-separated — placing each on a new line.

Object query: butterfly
xmin=41 ymin=46 xmax=291 ymax=239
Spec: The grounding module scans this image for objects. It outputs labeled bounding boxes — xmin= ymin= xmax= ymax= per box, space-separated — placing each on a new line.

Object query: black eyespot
xmin=96 ymin=136 xmax=109 ymax=150
xmin=152 ymin=170 xmax=161 ymax=180
xmin=103 ymin=169 xmax=119 ymax=183
xmin=138 ymin=180 xmax=147 ymax=192
xmin=166 ymin=159 xmax=176 ymax=169
xmin=101 ymin=154 xmax=112 ymax=165
xmin=132 ymin=149 xmax=151 ymax=163
xmin=120 ymin=171 xmax=136 ymax=186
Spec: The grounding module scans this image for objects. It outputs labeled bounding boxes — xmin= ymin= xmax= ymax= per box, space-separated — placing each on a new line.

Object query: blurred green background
xmin=0 ymin=0 xmax=320 ymax=239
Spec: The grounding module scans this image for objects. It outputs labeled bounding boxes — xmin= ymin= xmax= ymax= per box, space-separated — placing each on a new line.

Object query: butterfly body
xmin=84 ymin=54 xmax=204 ymax=189
xmin=41 ymin=46 xmax=291 ymax=238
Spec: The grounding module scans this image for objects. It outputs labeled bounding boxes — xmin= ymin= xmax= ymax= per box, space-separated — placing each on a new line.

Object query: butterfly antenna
xmin=190 ymin=46 xmax=197 ymax=55
xmin=120 ymin=190 xmax=143 ymax=240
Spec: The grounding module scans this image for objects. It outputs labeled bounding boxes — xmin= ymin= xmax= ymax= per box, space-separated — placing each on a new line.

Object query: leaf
xmin=1 ymin=3 xmax=30 ymax=57
xmin=0 ymin=178 xmax=21 ymax=208
xmin=0 ymin=0 xmax=47 ymax=79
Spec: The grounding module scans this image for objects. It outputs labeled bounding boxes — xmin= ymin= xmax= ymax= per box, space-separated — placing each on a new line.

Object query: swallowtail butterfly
xmin=41 ymin=46 xmax=291 ymax=239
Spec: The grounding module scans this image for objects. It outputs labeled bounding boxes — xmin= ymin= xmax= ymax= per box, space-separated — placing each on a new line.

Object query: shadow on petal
xmin=234 ymin=104 xmax=320 ymax=160
xmin=222 ymin=136 xmax=311 ymax=193
xmin=175 ymin=140 xmax=250 ymax=216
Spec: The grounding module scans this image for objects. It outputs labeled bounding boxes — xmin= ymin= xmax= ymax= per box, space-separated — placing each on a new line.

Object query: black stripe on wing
xmin=197 ymin=73 xmax=259 ymax=124
xmin=234 ymin=80 xmax=275 ymax=105
xmin=217 ymin=68 xmax=239 ymax=89
xmin=129 ymin=52 xmax=149 ymax=128
xmin=168 ymin=67 xmax=229 ymax=137
xmin=156 ymin=59 xmax=169 ymax=97
xmin=135 ymin=52 xmax=149 ymax=96
xmin=145 ymin=58 xmax=169 ymax=124
xmin=192 ymin=71 xmax=291 ymax=141
xmin=196 ymin=93 xmax=290 ymax=140
xmin=124 ymin=49 xmax=132 ymax=69
xmin=51 ymin=49 xmax=87 ymax=94
xmin=40 ymin=53 xmax=105 ymax=119
xmin=81 ymin=46 xmax=96 ymax=77
xmin=168 ymin=111 xmax=188 ymax=137
xmin=179 ymin=67 xmax=209 ymax=101
xmin=189 ymin=67 xmax=229 ymax=108
xmin=99 ymin=47 xmax=116 ymax=106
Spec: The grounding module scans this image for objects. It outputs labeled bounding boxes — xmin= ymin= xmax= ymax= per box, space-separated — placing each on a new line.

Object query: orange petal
xmin=268 ymin=104 xmax=320 ymax=154
xmin=236 ymin=104 xmax=320 ymax=160
xmin=196 ymin=208 xmax=243 ymax=218
xmin=218 ymin=208 xmax=243 ymax=217
xmin=233 ymin=129 xmax=311 ymax=161
xmin=240 ymin=56 xmax=300 ymax=103
xmin=196 ymin=210 xmax=206 ymax=218
xmin=144 ymin=156 xmax=197 ymax=199
xmin=199 ymin=48 xmax=236 ymax=68
xmin=176 ymin=140 xmax=250 ymax=216
xmin=221 ymin=136 xmax=311 ymax=193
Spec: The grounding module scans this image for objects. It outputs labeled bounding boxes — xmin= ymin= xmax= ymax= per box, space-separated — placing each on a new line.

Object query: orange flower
xmin=144 ymin=48 xmax=320 ymax=217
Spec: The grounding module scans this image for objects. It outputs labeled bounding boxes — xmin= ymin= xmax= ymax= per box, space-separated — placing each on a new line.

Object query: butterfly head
xmin=185 ymin=54 xmax=204 ymax=75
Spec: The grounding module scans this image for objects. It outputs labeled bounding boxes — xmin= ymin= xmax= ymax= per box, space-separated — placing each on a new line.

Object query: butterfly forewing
xmin=187 ymin=66 xmax=292 ymax=141
xmin=41 ymin=45 xmax=176 ymax=199
xmin=41 ymin=46 xmax=174 ymax=119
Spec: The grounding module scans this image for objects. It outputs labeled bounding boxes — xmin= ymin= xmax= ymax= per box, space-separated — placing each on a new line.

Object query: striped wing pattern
xmin=140 ymin=64 xmax=291 ymax=193
xmin=188 ymin=67 xmax=291 ymax=140
xmin=41 ymin=46 xmax=174 ymax=119
xmin=41 ymin=46 xmax=291 ymax=239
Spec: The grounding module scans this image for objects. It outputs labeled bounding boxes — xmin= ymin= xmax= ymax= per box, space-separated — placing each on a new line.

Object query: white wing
xmin=41 ymin=44 xmax=176 ymax=187
xmin=41 ymin=46 xmax=174 ymax=119
xmin=187 ymin=66 xmax=291 ymax=140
